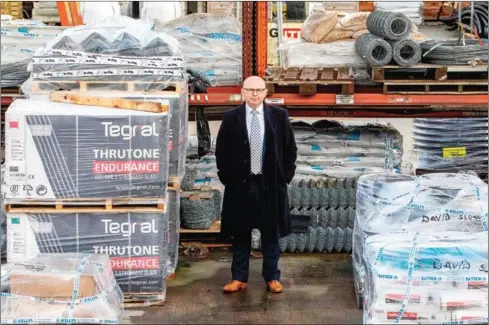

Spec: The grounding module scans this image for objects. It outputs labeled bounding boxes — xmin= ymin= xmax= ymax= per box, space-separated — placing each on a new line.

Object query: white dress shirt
xmin=245 ymin=103 xmax=265 ymax=145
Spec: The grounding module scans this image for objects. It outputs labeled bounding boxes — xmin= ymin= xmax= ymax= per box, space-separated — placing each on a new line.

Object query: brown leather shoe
xmin=267 ymin=280 xmax=283 ymax=293
xmin=223 ymin=280 xmax=248 ymax=293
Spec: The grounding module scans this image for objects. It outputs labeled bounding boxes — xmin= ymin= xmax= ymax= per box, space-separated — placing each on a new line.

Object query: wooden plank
xmin=299 ymin=84 xmax=317 ymax=96
xmin=300 ymin=68 xmax=319 ymax=81
xmin=50 ymin=91 xmax=169 ymax=113
xmin=337 ymin=67 xmax=352 ymax=80
xmin=265 ymin=67 xmax=283 ymax=81
xmin=435 ymin=66 xmax=448 ymax=81
xmin=383 ymin=80 xmax=488 ymax=85
xmin=371 ymin=67 xmax=385 ymax=82
xmin=320 ymin=68 xmax=334 ymax=80
xmin=180 ymin=220 xmax=221 ymax=233
xmin=284 ymin=68 xmax=300 ymax=81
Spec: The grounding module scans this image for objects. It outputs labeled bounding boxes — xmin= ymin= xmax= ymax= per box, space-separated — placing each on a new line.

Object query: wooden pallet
xmin=265 ymin=67 xmax=355 ymax=95
xmin=5 ymin=198 xmax=166 ymax=213
xmin=32 ymin=80 xmax=187 ymax=93
xmin=124 ymin=292 xmax=165 ymax=308
xmin=180 ymin=220 xmax=221 ymax=233
xmin=370 ymin=64 xmax=488 ymax=94
xmin=167 ymin=176 xmax=180 ymax=191
xmin=370 ymin=64 xmax=488 ymax=82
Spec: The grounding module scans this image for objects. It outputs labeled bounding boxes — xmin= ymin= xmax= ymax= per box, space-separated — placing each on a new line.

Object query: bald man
xmin=216 ymin=76 xmax=297 ymax=293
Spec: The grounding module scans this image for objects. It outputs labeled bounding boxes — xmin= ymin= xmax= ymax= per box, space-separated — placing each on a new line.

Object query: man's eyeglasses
xmin=243 ymin=88 xmax=266 ymax=94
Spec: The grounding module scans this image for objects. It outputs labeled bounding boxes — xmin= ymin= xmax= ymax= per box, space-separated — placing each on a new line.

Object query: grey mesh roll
xmin=389 ymin=39 xmax=421 ymax=67
xmin=366 ymin=10 xmax=412 ymax=40
xmin=355 ymin=33 xmax=393 ymax=66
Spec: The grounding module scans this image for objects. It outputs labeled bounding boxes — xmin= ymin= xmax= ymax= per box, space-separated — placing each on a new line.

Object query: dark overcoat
xmin=215 ymin=103 xmax=297 ymax=239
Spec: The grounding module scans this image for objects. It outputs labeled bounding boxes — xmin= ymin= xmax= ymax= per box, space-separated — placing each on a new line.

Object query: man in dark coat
xmin=215 ymin=76 xmax=297 ymax=294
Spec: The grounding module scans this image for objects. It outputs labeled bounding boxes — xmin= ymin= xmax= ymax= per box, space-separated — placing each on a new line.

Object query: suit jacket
xmin=215 ymin=102 xmax=297 ymax=238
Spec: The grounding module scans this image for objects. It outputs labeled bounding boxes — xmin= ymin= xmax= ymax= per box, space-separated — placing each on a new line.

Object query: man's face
xmin=241 ymin=77 xmax=267 ymax=107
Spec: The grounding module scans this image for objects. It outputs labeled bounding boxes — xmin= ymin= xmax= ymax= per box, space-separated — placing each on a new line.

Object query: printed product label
xmin=443 ymin=147 xmax=467 ymax=158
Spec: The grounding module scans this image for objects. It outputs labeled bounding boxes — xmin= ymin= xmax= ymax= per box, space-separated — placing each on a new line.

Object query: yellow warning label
xmin=443 ymin=147 xmax=467 ymax=158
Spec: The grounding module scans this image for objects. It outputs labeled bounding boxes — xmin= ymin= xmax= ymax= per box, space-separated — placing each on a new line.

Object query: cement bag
xmin=140 ymin=1 xmax=183 ymax=25
xmin=79 ymin=2 xmax=121 ymax=26
xmin=301 ymin=8 xmax=338 ymax=43
xmin=352 ymin=29 xmax=369 ymax=39
xmin=339 ymin=12 xmax=370 ymax=31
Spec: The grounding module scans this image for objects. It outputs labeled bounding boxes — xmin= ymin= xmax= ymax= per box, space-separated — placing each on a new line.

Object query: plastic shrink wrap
xmin=353 ymin=172 xmax=488 ymax=307
xmin=1 ymin=253 xmax=124 ymax=324
xmin=363 ymin=232 xmax=488 ymax=324
xmin=6 ymin=209 xmax=169 ymax=302
xmin=23 ymin=17 xmax=184 ymax=95
xmin=278 ymin=39 xmax=367 ymax=69
xmin=1 ymin=21 xmax=65 ymax=88
xmin=4 ymin=98 xmax=170 ymax=201
xmin=155 ymin=13 xmax=242 ymax=86
xmin=412 ymin=118 xmax=488 ymax=181
xmin=167 ymin=190 xmax=180 ymax=276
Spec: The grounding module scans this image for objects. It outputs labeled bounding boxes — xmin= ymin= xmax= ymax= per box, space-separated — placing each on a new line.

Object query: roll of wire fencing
xmin=366 ymin=10 xmax=412 ymax=40
xmin=355 ymin=33 xmax=393 ymax=66
xmin=389 ymin=39 xmax=422 ymax=67
xmin=420 ymin=39 xmax=489 ymax=65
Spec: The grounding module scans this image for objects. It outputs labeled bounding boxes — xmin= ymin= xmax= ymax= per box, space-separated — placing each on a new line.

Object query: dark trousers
xmin=231 ymin=177 xmax=280 ymax=283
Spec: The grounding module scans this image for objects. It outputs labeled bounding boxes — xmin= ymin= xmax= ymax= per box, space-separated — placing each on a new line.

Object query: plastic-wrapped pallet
xmin=1 ymin=253 xmax=124 ymax=323
xmin=155 ymin=13 xmax=242 ymax=86
xmin=23 ymin=16 xmax=184 ymax=96
xmin=292 ymin=120 xmax=403 ymax=178
xmin=167 ymin=189 xmax=180 ymax=276
xmin=7 ymin=210 xmax=169 ymax=305
xmin=278 ymin=39 xmax=367 ymax=69
xmin=412 ymin=118 xmax=488 ymax=181
xmin=374 ymin=1 xmax=424 ymax=26
xmin=1 ymin=21 xmax=65 ymax=88
xmin=4 ymin=98 xmax=170 ymax=201
xmin=353 ymin=172 xmax=489 ymax=308
xmin=363 ymin=232 xmax=488 ymax=324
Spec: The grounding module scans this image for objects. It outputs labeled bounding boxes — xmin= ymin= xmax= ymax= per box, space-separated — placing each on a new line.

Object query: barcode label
xmin=9 ymin=166 xmax=19 ymax=172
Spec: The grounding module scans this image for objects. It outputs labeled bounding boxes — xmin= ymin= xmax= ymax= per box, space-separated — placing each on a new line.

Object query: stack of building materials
xmin=4 ymin=18 xmax=187 ymax=305
xmin=181 ymin=135 xmax=223 ymax=230
xmin=155 ymin=13 xmax=242 ymax=87
xmin=374 ymin=1 xmax=424 ymax=26
xmin=250 ymin=120 xmax=403 ymax=252
xmin=363 ymin=232 xmax=488 ymax=324
xmin=1 ymin=20 xmax=65 ymax=88
xmin=353 ymin=172 xmax=488 ymax=309
xmin=412 ymin=118 xmax=488 ymax=182
xmin=1 ymin=253 xmax=124 ymax=323
xmin=31 ymin=1 xmax=60 ymax=24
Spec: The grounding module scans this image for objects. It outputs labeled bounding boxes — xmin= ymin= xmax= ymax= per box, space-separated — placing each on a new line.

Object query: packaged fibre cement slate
xmin=7 ymin=211 xmax=169 ymax=297
xmin=5 ymin=99 xmax=170 ymax=200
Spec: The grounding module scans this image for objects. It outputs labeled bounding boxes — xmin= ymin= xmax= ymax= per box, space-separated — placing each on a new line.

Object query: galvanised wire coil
xmin=389 ymin=38 xmax=422 ymax=67
xmin=366 ymin=10 xmax=412 ymax=40
xmin=355 ymin=33 xmax=393 ymax=66
xmin=420 ymin=39 xmax=489 ymax=65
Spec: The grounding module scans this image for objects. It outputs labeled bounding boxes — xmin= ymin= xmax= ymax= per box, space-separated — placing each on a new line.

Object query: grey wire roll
xmin=306 ymin=227 xmax=317 ymax=252
xmin=355 ymin=33 xmax=394 ymax=66
xmin=366 ymin=10 xmax=412 ymax=40
xmin=348 ymin=207 xmax=356 ymax=229
xmin=288 ymin=178 xmax=302 ymax=207
xmin=212 ymin=189 xmax=223 ymax=219
xmin=310 ymin=207 xmax=320 ymax=228
xmin=279 ymin=237 xmax=288 ymax=253
xmin=343 ymin=228 xmax=353 ymax=253
xmin=287 ymin=233 xmax=298 ymax=252
xmin=325 ymin=227 xmax=336 ymax=252
xmin=181 ymin=166 xmax=197 ymax=191
xmin=329 ymin=208 xmax=338 ymax=228
xmin=296 ymin=233 xmax=307 ymax=252
xmin=420 ymin=39 xmax=489 ymax=65
xmin=315 ymin=227 xmax=326 ymax=252
xmin=181 ymin=193 xmax=215 ymax=229
xmin=389 ymin=39 xmax=422 ymax=67
xmin=334 ymin=228 xmax=345 ymax=253
xmin=319 ymin=207 xmax=330 ymax=228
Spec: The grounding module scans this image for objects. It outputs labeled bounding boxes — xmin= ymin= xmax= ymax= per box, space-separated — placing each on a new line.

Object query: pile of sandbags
xmin=301 ymin=8 xmax=370 ymax=44
xmin=353 ymin=172 xmax=488 ymax=309
xmin=155 ymin=13 xmax=242 ymax=87
xmin=363 ymin=232 xmax=488 ymax=324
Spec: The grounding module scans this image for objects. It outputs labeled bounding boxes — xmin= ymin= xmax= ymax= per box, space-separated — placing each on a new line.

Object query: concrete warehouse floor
xmin=122 ymin=252 xmax=362 ymax=324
